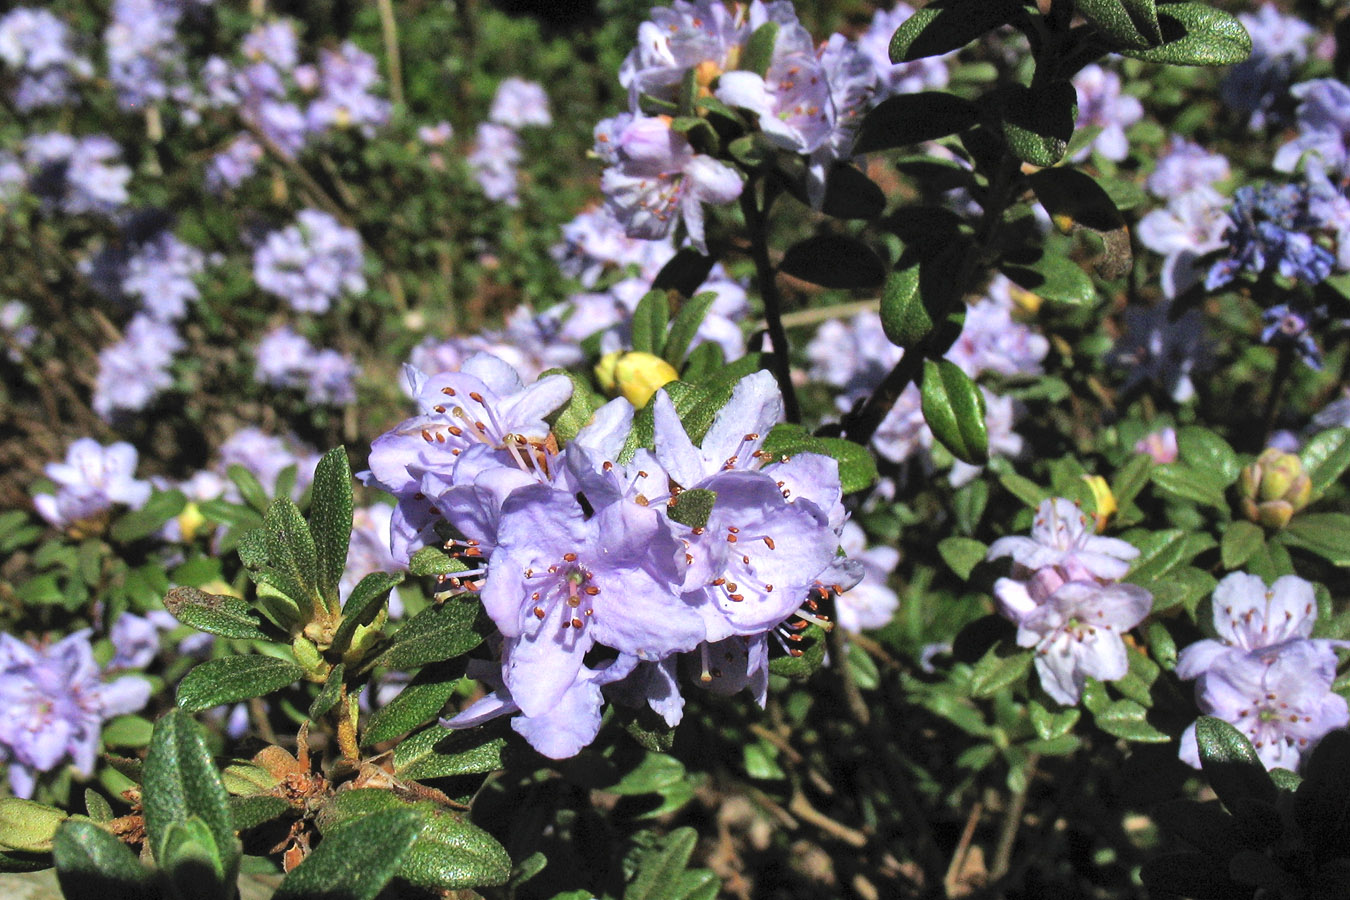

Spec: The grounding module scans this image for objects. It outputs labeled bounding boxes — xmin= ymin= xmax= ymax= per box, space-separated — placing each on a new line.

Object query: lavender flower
xmin=1 ymin=301 xmax=37 ymax=360
xmin=307 ymin=43 xmax=391 ymax=135
xmin=253 ymin=210 xmax=367 ymax=313
xmin=34 ymin=438 xmax=152 ymax=531
xmin=1177 ymin=573 xmax=1331 ymax=679
xmin=217 ymin=428 xmax=320 ymax=502
xmin=1205 ymin=183 xmax=1336 ymax=290
xmin=489 ymin=77 xmax=552 ymax=129
xmin=0 ymin=631 xmax=151 ymax=797
xmin=858 ymin=3 xmax=950 ymax=98
xmin=552 ymin=204 xmax=676 ymax=288
xmin=834 ymin=522 xmax=899 ymax=633
xmin=1137 ymin=187 xmax=1230 ymax=299
xmin=0 ymin=8 xmax=90 ymax=111
xmin=104 ymin=0 xmax=189 ymax=112
xmin=344 ymin=504 xmax=406 ymax=618
xmin=108 ymin=611 xmax=178 ymax=671
xmin=1221 ymin=4 xmax=1313 ymax=131
xmin=1147 ymin=137 xmax=1230 ymax=198
xmin=1274 ymin=80 xmax=1350 ymax=180
xmin=254 ymin=326 xmax=360 ymax=404
xmin=469 ymin=123 xmax=523 ymax=206
xmin=206 ymin=134 xmax=264 ymax=192
xmin=1070 ymin=65 xmax=1142 ymax=162
xmin=93 ymin=314 xmax=183 ymax=421
xmin=1016 ymin=581 xmax=1152 ymax=706
xmin=618 ymin=0 xmax=750 ymax=106
xmin=121 ymin=233 xmax=212 ymax=322
xmin=1261 ymin=304 xmax=1325 ymax=369
xmin=418 ymin=121 xmax=454 ymax=146
xmin=597 ymin=113 xmax=743 ymax=254
xmin=1134 ymin=428 xmax=1178 ymax=464
xmin=24 ymin=134 xmax=131 ymax=218
xmin=241 ymin=20 xmax=300 ymax=70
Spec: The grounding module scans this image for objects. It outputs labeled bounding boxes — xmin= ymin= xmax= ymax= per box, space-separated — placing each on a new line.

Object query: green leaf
xmin=999 ymin=82 xmax=1078 ymax=167
xmin=101 ymin=715 xmax=154 ymax=749
xmin=778 ymin=235 xmax=886 ymax=290
xmin=1299 ymin=427 xmax=1350 ymax=499
xmin=1001 ymin=253 xmax=1097 ymax=306
xmin=818 ymin=165 xmax=886 ymax=220
xmin=667 ymin=488 xmax=717 ymax=529
xmin=230 ymin=795 xmax=290 ymax=832
xmin=363 ymin=659 xmax=465 ymax=748
xmin=1000 ymin=471 xmax=1049 ymax=508
xmin=921 ymin=359 xmax=987 ymax=465
xmin=1150 ymin=462 xmax=1227 ymax=508
xmin=889 ymin=0 xmax=1024 ymax=62
xmin=607 ymin=751 xmax=688 ymax=796
xmin=263 ymin=498 xmax=319 ymax=607
xmin=1146 ymin=620 xmax=1178 ymax=670
xmin=331 ymin=571 xmax=403 ymax=656
xmin=1030 ymin=701 xmax=1081 ymax=741
xmin=164 ymin=586 xmax=272 ymax=641
xmin=1117 ymin=3 xmax=1252 ymax=66
xmin=381 ymin=598 xmax=485 ymax=669
xmin=393 ymin=723 xmax=508 ymax=779
xmin=226 ymin=463 xmax=270 ymax=514
xmin=938 ymin=536 xmax=988 ymax=580
xmin=1280 ymin=513 xmax=1350 ymax=566
xmin=631 ymin=290 xmax=670 ymax=357
xmin=309 ymin=447 xmax=354 ymax=609
xmin=1195 ymin=716 xmax=1278 ymax=809
xmin=968 ymin=643 xmax=1033 ymax=698
xmin=409 ymin=546 xmax=470 ymax=578
xmin=308 ymin=663 xmax=345 ymax=720
xmin=663 ymin=292 xmax=718 ymax=368
xmin=852 ymin=91 xmax=979 ymax=155
xmin=274 ymin=808 xmax=422 ymax=900
xmin=1090 ymin=698 xmax=1170 ymax=743
xmin=109 ymin=489 xmax=187 ymax=543
xmin=53 ymin=820 xmax=152 ymax=900
xmin=0 ymin=799 xmax=65 ymax=853
xmin=176 ymin=656 xmax=306 ymax=713
xmin=767 ymin=622 xmax=827 ymax=680
xmin=739 ymin=21 xmax=779 ymax=76
xmin=84 ymin=790 xmax=113 ymax=823
xmin=651 ymin=247 xmax=718 ymax=298
xmin=759 ymin=426 xmax=878 ymax=494
xmin=142 ymin=709 xmax=240 ymax=886
xmin=1176 ymin=427 xmax=1240 ymax=486
xmin=624 ymin=826 xmax=716 ymax=900
xmin=1076 ymin=0 xmax=1162 ymax=49
xmin=1221 ymin=520 xmax=1264 ymax=570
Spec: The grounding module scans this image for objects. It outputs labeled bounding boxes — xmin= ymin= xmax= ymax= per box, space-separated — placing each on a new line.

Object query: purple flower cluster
xmin=1137 ymin=187 xmax=1229 ymax=299
xmin=22 ymin=133 xmax=131 ymax=218
xmin=34 ymin=438 xmax=152 ymax=531
xmin=1275 ymin=80 xmax=1350 ymax=181
xmin=253 ymin=209 xmax=367 ymax=314
xmin=364 ymin=355 xmax=855 ymax=757
xmin=0 ymin=8 xmax=91 ymax=112
xmin=255 ymin=325 xmax=361 ymax=405
xmin=1177 ymin=573 xmax=1348 ymax=771
xmin=468 ymin=123 xmax=523 ymax=207
xmin=489 ymin=77 xmax=552 ymax=129
xmin=986 ymin=498 xmax=1152 ymax=705
xmin=0 ymin=631 xmax=151 ymax=797
xmin=217 ymin=427 xmax=320 ymax=502
xmin=857 ymin=3 xmax=950 ymax=99
xmin=1205 ymin=183 xmax=1335 ymax=291
xmin=93 ymin=314 xmax=184 ymax=421
xmin=104 ymin=0 xmax=193 ymax=112
xmin=120 ymin=232 xmax=214 ymax=322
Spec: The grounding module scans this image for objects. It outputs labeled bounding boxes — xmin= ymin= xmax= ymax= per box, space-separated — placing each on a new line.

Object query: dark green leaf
xmin=226 ymin=463 xmax=270 ymax=514
xmin=264 ymin=499 xmax=319 ymax=607
xmin=852 ymin=92 xmax=979 ymax=155
xmin=631 ymin=290 xmax=670 ymax=357
xmin=1196 ymin=716 xmax=1278 ymax=809
xmin=625 ymin=827 xmax=708 ymax=900
xmin=1150 ymin=462 xmax=1227 ymax=508
xmin=766 ymin=622 xmax=828 ymax=680
xmin=53 ymin=820 xmax=151 ymax=900
xmin=1026 ymin=165 xmax=1131 ymax=279
xmin=380 ymin=598 xmax=485 ymax=669
xmin=664 ymin=292 xmax=719 ymax=367
xmin=759 ymin=425 xmax=878 ymax=494
xmin=109 ymin=489 xmax=187 ymax=543
xmin=308 ymin=663 xmax=345 ymax=720
xmin=1029 ymin=701 xmax=1081 ymax=741
xmin=176 ymin=656 xmax=306 ymax=713
xmin=818 ymin=165 xmax=886 ymax=220
xmin=968 ymin=643 xmax=1032 ymax=698
xmin=1221 ymin=520 xmax=1264 ymax=570
xmin=1140 ymin=852 xmax=1246 ymax=899
xmin=778 ymin=235 xmax=885 ymax=290
xmin=1077 ymin=0 xmax=1162 ymax=48
xmin=667 ymin=488 xmax=717 ymax=529
xmin=142 ymin=709 xmax=240 ymax=885
xmin=1000 ymin=472 xmax=1049 ymax=508
xmin=274 ymin=808 xmax=421 ymax=900
xmin=1117 ymin=3 xmax=1252 ymax=66
xmin=1300 ymin=427 xmax=1350 ymax=499
xmin=408 ymin=547 xmax=470 ymax=578
xmin=309 ymin=448 xmax=354 ymax=609
xmin=937 ymin=536 xmax=988 ymax=580
xmin=362 ymin=660 xmax=465 ymax=748
xmin=880 ymin=260 xmax=928 ymax=347
xmin=890 ymin=0 xmax=1024 ymax=62
xmin=921 ymin=359 xmax=988 ymax=464
xmin=1177 ymin=427 xmax=1240 ymax=486
xmin=651 ymin=248 xmax=718 ymax=298
xmin=331 ymin=571 xmax=403 ymax=656
xmin=1001 ymin=253 xmax=1097 ymax=306
xmin=999 ymin=82 xmax=1078 ymax=167
xmin=164 ymin=586 xmax=272 ymax=641
xmin=1280 ymin=513 xmax=1350 ymax=566
xmin=739 ymin=21 xmax=779 ymax=76
xmin=394 ymin=724 xmax=509 ymax=779
xmin=230 ymin=795 xmax=290 ymax=832
xmin=1090 ymin=698 xmax=1170 ymax=742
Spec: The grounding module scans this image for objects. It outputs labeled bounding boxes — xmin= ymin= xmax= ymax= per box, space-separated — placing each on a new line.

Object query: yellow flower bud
xmin=1239 ymin=448 xmax=1312 ymax=530
xmin=1081 ymin=475 xmax=1116 ymax=533
xmin=596 ymin=351 xmax=679 ymax=408
xmin=177 ymin=501 xmax=207 ymax=542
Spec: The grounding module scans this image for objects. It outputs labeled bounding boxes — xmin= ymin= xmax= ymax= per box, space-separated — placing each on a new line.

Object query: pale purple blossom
xmin=1273 ymin=80 xmax=1350 ymax=180
xmin=1070 ymin=65 xmax=1142 ymax=162
xmin=343 ymin=504 xmax=406 ymax=618
xmin=253 ymin=209 xmax=367 ymax=313
xmin=469 ymin=123 xmax=522 ymax=206
xmin=599 ymin=114 xmax=743 ymax=255
xmin=0 ymin=631 xmax=151 ymax=797
xmin=206 ymin=134 xmax=264 ymax=192
xmin=307 ymin=43 xmax=391 ymax=135
xmin=241 ymin=20 xmax=300 ymax=71
xmin=108 ymin=610 xmax=178 ymax=671
xmin=34 ymin=438 xmax=152 ymax=530
xmin=1221 ymin=4 xmax=1313 ymax=131
xmin=834 ymin=522 xmax=898 ymax=633
xmin=121 ymin=233 xmax=212 ymax=322
xmin=92 ymin=315 xmax=184 ymax=421
xmin=1136 ymin=187 xmax=1230 ymax=299
xmin=254 ymin=326 xmax=360 ymax=404
xmin=24 ymin=134 xmax=131 ymax=218
xmin=1147 ymin=137 xmax=1230 ymax=198
xmin=0 ymin=8 xmax=90 ymax=111
xmin=1 ymin=301 xmax=37 ymax=360
xmin=489 ymin=77 xmax=552 ymax=129
xmin=618 ymin=0 xmax=750 ymax=106
xmin=1134 ymin=428 xmax=1178 ymax=464
xmin=104 ymin=0 xmax=189 ymax=111
xmin=552 ymin=205 xmax=676 ymax=288
xmin=418 ymin=121 xmax=454 ymax=146
xmin=1016 ymin=581 xmax=1152 ymax=705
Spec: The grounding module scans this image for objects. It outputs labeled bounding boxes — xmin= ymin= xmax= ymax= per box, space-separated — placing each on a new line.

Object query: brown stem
xmin=740 ymin=185 xmax=801 ymax=423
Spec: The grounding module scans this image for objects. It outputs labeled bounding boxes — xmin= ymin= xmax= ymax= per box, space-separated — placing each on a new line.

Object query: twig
xmin=376 ymin=0 xmax=406 ymax=109
xmin=943 ymin=800 xmax=984 ymax=897
xmin=989 ymin=754 xmax=1038 ymax=881
xmin=788 ymin=792 xmax=868 ymax=848
xmin=740 ymin=185 xmax=801 ymax=423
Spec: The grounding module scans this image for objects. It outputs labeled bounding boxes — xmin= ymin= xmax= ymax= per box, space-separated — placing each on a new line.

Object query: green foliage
xmin=176 ymin=656 xmax=307 ymax=713
xmin=920 ymin=359 xmax=988 ymax=464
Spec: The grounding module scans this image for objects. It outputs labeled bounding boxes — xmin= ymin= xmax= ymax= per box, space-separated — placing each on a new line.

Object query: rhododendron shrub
xmin=10 ymin=0 xmax=1350 ymax=898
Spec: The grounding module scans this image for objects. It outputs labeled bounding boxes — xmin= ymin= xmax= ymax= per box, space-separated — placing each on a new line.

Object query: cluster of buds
xmin=1239 ymin=448 xmax=1311 ymax=528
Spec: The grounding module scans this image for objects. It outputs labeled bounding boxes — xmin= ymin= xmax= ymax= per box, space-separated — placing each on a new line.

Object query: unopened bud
xmin=291 ymin=635 xmax=328 ymax=680
xmin=1082 ymin=475 xmax=1116 ymax=533
xmin=177 ymin=501 xmax=207 ymax=543
xmin=596 ymin=351 xmax=678 ymax=408
xmin=1239 ymin=448 xmax=1312 ymax=529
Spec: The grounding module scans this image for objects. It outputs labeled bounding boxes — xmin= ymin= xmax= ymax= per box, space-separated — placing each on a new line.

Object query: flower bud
xmin=595 ymin=351 xmax=678 ymax=408
xmin=291 ymin=635 xmax=328 ymax=680
xmin=1081 ymin=475 xmax=1116 ymax=533
xmin=177 ymin=501 xmax=207 ymax=543
xmin=1239 ymin=448 xmax=1312 ymax=529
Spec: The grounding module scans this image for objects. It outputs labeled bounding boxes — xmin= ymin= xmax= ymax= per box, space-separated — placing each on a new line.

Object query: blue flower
xmin=1260 ymin=304 xmax=1324 ymax=369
